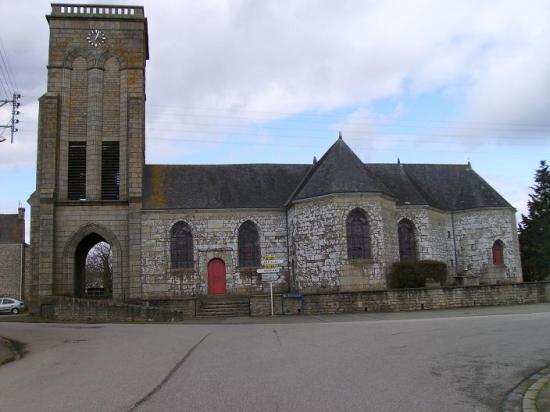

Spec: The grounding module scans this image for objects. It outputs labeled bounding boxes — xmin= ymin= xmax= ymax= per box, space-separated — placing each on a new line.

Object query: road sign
xmin=261 ymin=258 xmax=284 ymax=265
xmin=261 ymin=273 xmax=280 ymax=282
xmin=257 ymin=267 xmax=280 ymax=274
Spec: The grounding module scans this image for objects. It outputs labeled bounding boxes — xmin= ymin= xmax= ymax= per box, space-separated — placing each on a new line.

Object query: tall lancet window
xmin=238 ymin=221 xmax=260 ymax=268
xmin=170 ymin=222 xmax=193 ymax=269
xmin=346 ymin=209 xmax=371 ymax=259
xmin=398 ymin=219 xmax=417 ymax=261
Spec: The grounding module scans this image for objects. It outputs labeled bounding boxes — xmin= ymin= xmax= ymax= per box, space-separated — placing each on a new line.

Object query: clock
xmin=86 ymin=29 xmax=106 ymax=48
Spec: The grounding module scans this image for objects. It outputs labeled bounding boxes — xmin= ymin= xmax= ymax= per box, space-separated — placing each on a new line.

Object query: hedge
xmin=388 ymin=260 xmax=448 ymax=289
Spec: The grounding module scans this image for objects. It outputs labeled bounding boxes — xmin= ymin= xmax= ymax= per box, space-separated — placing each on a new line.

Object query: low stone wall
xmin=251 ymin=282 xmax=550 ymax=316
xmin=41 ymin=296 xmax=187 ymax=322
xmin=140 ymin=298 xmax=197 ymax=317
xmin=41 ymin=282 xmax=550 ymax=321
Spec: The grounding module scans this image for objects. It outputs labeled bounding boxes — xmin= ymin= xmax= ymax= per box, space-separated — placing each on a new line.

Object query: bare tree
xmin=85 ymin=241 xmax=113 ymax=296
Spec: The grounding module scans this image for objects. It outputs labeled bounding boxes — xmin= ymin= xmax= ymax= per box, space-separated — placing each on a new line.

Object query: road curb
xmin=502 ymin=365 xmax=550 ymax=412
xmin=0 ymin=337 xmax=18 ymax=365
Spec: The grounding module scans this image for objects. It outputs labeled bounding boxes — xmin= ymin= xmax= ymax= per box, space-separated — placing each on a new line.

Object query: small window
xmin=492 ymin=240 xmax=504 ymax=266
xmin=170 ymin=222 xmax=193 ymax=269
xmin=68 ymin=142 xmax=86 ymax=200
xmin=346 ymin=209 xmax=371 ymax=259
xmin=238 ymin=221 xmax=260 ymax=268
xmin=398 ymin=219 xmax=417 ymax=261
xmin=101 ymin=142 xmax=120 ymax=200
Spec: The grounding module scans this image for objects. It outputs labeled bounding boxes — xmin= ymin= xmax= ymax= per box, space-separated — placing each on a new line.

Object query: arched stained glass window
xmin=238 ymin=221 xmax=260 ymax=268
xmin=170 ymin=222 xmax=193 ymax=269
xmin=398 ymin=219 xmax=417 ymax=261
xmin=346 ymin=209 xmax=371 ymax=259
xmin=492 ymin=240 xmax=504 ymax=266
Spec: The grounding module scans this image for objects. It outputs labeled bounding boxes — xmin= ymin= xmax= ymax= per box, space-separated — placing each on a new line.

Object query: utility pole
xmin=0 ymin=92 xmax=20 ymax=143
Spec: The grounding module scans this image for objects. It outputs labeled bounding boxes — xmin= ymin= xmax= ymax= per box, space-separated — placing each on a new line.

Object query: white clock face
xmin=87 ymin=29 xmax=106 ymax=48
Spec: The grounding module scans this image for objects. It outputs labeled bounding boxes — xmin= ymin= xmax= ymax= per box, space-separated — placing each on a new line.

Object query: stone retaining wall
xmin=41 ymin=296 xmax=186 ymax=322
xmin=251 ymin=282 xmax=550 ymax=316
xmin=41 ymin=282 xmax=550 ymax=321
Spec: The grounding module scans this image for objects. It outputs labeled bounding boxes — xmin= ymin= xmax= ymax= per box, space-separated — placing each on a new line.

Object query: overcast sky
xmin=1 ymin=0 xmax=549 ymax=241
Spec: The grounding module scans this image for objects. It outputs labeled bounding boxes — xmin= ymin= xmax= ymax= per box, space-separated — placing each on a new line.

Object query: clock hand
xmin=95 ymin=32 xmax=100 ymax=41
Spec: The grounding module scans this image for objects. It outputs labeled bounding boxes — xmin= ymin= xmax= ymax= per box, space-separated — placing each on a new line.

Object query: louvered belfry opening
xmin=101 ymin=142 xmax=120 ymax=200
xmin=68 ymin=142 xmax=87 ymax=200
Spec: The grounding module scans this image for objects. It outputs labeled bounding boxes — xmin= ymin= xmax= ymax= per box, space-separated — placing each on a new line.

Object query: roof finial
xmin=397 ymin=157 xmax=401 ymax=165
xmin=313 ymin=156 xmax=317 ymax=164
xmin=338 ymin=130 xmax=342 ymax=140
xmin=467 ymin=159 xmax=471 ymax=169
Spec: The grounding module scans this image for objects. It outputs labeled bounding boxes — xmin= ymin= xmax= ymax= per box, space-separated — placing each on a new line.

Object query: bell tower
xmin=29 ymin=4 xmax=148 ymax=310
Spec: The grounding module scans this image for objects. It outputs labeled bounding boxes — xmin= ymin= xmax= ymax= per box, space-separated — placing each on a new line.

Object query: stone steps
xmin=196 ymin=297 xmax=250 ymax=318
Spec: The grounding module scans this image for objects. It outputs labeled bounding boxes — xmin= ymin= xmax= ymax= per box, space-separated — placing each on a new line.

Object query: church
xmin=27 ymin=4 xmax=522 ymax=310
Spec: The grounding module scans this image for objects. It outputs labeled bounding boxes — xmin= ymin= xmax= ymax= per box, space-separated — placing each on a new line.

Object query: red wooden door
xmin=208 ymin=258 xmax=226 ymax=295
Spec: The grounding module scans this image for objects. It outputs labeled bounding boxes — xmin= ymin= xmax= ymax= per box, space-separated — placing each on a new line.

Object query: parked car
xmin=0 ymin=298 xmax=26 ymax=314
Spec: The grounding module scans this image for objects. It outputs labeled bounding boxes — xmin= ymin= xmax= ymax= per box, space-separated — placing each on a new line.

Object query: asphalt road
xmin=1 ymin=304 xmax=550 ymax=412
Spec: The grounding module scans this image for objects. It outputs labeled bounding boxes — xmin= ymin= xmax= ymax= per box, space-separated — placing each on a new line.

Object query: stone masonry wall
xmin=141 ymin=209 xmax=289 ymax=298
xmin=40 ymin=282 xmax=550 ymax=321
xmin=0 ymin=244 xmax=23 ymax=298
xmin=396 ymin=206 xmax=453 ymax=266
xmin=41 ymin=296 xmax=186 ymax=322
xmin=250 ymin=282 xmax=550 ymax=316
xmin=289 ymin=194 xmax=398 ymax=292
xmin=288 ymin=195 xmax=521 ymax=292
xmin=452 ymin=208 xmax=522 ymax=282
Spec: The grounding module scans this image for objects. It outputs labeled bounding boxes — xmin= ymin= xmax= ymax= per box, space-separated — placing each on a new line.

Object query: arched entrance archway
xmin=63 ymin=223 xmax=124 ymax=300
xmin=74 ymin=234 xmax=112 ymax=298
xmin=208 ymin=258 xmax=226 ymax=295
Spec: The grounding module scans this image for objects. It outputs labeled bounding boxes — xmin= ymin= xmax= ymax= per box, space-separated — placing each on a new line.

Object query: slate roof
xmin=143 ymin=164 xmax=311 ymax=209
xmin=0 ymin=214 xmax=21 ymax=243
xmin=141 ymin=138 xmax=512 ymax=211
xmin=292 ymin=138 xmax=391 ymax=201
xmin=402 ymin=164 xmax=510 ymax=209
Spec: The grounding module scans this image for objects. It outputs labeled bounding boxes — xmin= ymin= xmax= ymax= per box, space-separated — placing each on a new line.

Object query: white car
xmin=0 ymin=298 xmax=26 ymax=314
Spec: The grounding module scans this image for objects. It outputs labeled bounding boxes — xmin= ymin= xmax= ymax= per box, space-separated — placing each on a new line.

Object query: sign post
xmin=270 ymin=281 xmax=274 ymax=317
xmin=258 ymin=255 xmax=282 ymax=316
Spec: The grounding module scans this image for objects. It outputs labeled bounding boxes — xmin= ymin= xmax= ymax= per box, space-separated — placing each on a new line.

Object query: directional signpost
xmin=258 ymin=255 xmax=282 ymax=316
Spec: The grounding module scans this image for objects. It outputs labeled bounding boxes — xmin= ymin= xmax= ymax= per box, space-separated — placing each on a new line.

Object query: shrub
xmin=387 ymin=260 xmax=447 ymax=289
xmin=420 ymin=260 xmax=447 ymax=284
xmin=388 ymin=262 xmax=426 ymax=289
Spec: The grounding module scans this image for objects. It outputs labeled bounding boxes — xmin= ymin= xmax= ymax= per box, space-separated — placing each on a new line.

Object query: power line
xmin=0 ymin=34 xmax=18 ymax=91
xmin=143 ymin=123 xmax=550 ymax=143
xmin=0 ymin=64 xmax=10 ymax=99
xmin=147 ymin=103 xmax=550 ymax=130
xmin=147 ymin=135 xmax=548 ymax=154
xmin=144 ymin=120 xmax=550 ymax=138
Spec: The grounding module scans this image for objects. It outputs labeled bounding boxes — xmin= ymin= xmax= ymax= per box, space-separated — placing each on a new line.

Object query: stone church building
xmin=28 ymin=4 xmax=522 ymax=309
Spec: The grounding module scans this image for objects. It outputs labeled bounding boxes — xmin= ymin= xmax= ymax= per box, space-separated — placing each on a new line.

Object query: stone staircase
xmin=196 ymin=296 xmax=251 ymax=318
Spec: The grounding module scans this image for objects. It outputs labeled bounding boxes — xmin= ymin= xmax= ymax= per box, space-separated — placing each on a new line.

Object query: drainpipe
xmin=451 ymin=211 xmax=458 ymax=275
xmin=18 ymin=206 xmax=25 ymax=301
xmin=285 ymin=206 xmax=292 ymax=291
xmin=20 ymin=243 xmax=24 ymax=300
